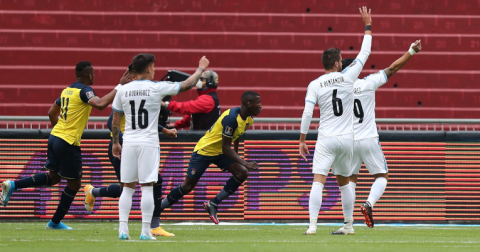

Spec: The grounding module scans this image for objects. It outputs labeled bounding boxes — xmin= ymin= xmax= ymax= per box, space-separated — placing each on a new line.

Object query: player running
xmin=83 ymin=63 xmax=178 ymax=237
xmin=111 ymin=54 xmax=209 ymax=240
xmin=299 ymin=6 xmax=372 ymax=235
xmin=341 ymin=40 xmax=422 ymax=228
xmin=1 ymin=61 xmax=127 ymax=229
xmin=159 ymin=91 xmax=262 ymax=224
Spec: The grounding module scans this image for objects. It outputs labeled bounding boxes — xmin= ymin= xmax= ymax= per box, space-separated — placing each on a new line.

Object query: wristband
xmin=408 ymin=43 xmax=417 ymax=55
xmin=114 ymin=84 xmax=122 ymax=90
xmin=365 ymin=25 xmax=371 ymax=31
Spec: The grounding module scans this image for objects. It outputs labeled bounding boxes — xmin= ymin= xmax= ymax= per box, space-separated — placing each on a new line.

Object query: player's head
xmin=75 ymin=61 xmax=95 ymax=85
xmin=241 ymin=91 xmax=262 ymax=116
xmin=127 ymin=63 xmax=138 ymax=81
xmin=322 ymin=48 xmax=342 ymax=72
xmin=131 ymin=53 xmax=155 ymax=80
xmin=198 ymin=70 xmax=219 ymax=90
xmin=341 ymin=58 xmax=355 ymax=71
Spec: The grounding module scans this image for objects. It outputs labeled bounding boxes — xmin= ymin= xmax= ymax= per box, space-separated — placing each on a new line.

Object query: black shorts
xmin=44 ymin=135 xmax=83 ymax=179
xmin=108 ymin=140 xmax=121 ymax=181
xmin=187 ymin=152 xmax=236 ymax=179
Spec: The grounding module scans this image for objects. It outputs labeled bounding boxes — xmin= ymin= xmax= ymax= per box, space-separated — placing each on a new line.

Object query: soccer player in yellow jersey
xmin=0 ymin=61 xmax=127 ymax=230
xmin=159 ymin=91 xmax=262 ymax=224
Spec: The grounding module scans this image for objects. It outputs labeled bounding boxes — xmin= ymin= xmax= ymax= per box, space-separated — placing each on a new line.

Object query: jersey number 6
xmin=332 ymin=89 xmax=343 ymax=116
xmin=129 ymin=99 xmax=149 ymax=129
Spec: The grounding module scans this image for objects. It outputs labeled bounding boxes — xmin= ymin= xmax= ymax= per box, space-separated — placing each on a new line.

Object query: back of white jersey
xmin=353 ymin=70 xmax=388 ymax=140
xmin=305 ymin=72 xmax=355 ymax=139
xmin=112 ymin=80 xmax=180 ymax=147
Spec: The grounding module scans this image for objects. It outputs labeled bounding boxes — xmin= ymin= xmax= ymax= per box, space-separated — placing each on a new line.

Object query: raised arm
xmin=89 ymin=70 xmax=131 ymax=110
xmin=343 ymin=6 xmax=372 ymax=82
xmin=179 ymin=56 xmax=210 ymax=92
xmin=384 ymin=40 xmax=422 ymax=78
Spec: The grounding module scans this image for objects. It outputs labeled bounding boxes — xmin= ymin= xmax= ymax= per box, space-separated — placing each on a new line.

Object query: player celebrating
xmin=1 ymin=61 xmax=126 ymax=229
xmin=299 ymin=7 xmax=372 ymax=235
xmin=83 ymin=63 xmax=177 ymax=237
xmin=111 ymin=54 xmax=209 ymax=240
xmin=159 ymin=91 xmax=262 ymax=224
xmin=341 ymin=40 xmax=422 ymax=228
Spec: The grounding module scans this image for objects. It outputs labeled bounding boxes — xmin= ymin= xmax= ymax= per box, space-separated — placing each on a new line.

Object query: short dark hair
xmin=241 ymin=91 xmax=260 ymax=104
xmin=75 ymin=61 xmax=92 ymax=73
xmin=321 ymin=48 xmax=341 ymax=70
xmin=131 ymin=53 xmax=155 ymax=74
xmin=341 ymin=58 xmax=355 ymax=71
xmin=127 ymin=63 xmax=135 ymax=73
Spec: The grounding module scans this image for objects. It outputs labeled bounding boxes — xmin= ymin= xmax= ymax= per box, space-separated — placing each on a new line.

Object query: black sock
xmin=151 ymin=175 xmax=163 ymax=228
xmin=165 ymin=185 xmax=185 ymax=206
xmin=15 ymin=173 xmax=52 ymax=189
xmin=99 ymin=184 xmax=122 ymax=198
xmin=211 ymin=176 xmax=244 ymax=205
xmin=51 ymin=187 xmax=78 ymax=224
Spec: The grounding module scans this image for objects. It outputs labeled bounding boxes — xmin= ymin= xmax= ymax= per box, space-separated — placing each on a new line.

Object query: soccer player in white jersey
xmin=341 ymin=40 xmax=422 ymax=228
xmin=299 ymin=6 xmax=372 ymax=236
xmin=111 ymin=53 xmax=210 ymax=240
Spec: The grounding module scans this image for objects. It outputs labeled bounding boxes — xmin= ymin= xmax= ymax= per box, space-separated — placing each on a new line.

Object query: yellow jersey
xmin=51 ymin=82 xmax=97 ymax=146
xmin=194 ymin=107 xmax=253 ymax=156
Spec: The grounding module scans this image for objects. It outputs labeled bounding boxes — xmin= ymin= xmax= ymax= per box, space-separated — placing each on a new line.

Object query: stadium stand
xmin=0 ymin=0 xmax=479 ymax=119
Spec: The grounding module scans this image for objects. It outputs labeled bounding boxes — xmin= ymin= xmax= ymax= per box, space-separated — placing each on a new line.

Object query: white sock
xmin=141 ymin=186 xmax=154 ymax=235
xmin=339 ymin=184 xmax=354 ymax=228
xmin=308 ymin=182 xmax=324 ymax=230
xmin=119 ymin=187 xmax=135 ymax=234
xmin=349 ymin=181 xmax=357 ymax=205
xmin=367 ymin=177 xmax=387 ymax=207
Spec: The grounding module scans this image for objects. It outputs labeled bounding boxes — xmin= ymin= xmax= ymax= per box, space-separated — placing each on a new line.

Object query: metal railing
xmin=1 ymin=116 xmax=480 ymax=131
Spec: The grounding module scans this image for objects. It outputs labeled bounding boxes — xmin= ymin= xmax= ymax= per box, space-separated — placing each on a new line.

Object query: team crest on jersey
xmin=224 ymin=126 xmax=233 ymax=136
xmin=86 ymin=91 xmax=95 ymax=99
xmin=191 ymin=168 xmax=196 ymax=176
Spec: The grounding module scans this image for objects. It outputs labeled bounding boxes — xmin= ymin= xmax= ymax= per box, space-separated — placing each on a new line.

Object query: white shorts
xmin=312 ymin=134 xmax=353 ymax=177
xmin=352 ymin=137 xmax=388 ymax=175
xmin=120 ymin=146 xmax=160 ymax=184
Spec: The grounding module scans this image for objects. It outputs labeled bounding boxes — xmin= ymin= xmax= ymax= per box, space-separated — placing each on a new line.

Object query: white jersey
xmin=112 ymin=80 xmax=180 ymax=147
xmin=301 ymin=35 xmax=372 ymax=139
xmin=353 ymin=70 xmax=388 ymax=140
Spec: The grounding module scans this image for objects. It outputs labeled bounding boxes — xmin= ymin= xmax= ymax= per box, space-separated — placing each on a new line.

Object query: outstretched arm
xmin=179 ymin=56 xmax=210 ymax=92
xmin=342 ymin=6 xmax=372 ymax=82
xmin=384 ymin=40 xmax=422 ymax=78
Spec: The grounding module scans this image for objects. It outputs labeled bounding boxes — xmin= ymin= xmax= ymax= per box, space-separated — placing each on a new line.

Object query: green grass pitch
xmin=1 ymin=222 xmax=479 ymax=252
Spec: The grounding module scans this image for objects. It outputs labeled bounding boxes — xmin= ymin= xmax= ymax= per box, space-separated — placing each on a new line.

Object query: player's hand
xmin=112 ymin=143 xmax=122 ymax=159
xmin=411 ymin=40 xmax=422 ymax=53
xmin=245 ymin=161 xmax=259 ymax=170
xmin=199 ymin=56 xmax=210 ymax=70
xmin=164 ymin=128 xmax=177 ymax=138
xmin=119 ymin=69 xmax=132 ymax=85
xmin=299 ymin=141 xmax=310 ymax=162
xmin=359 ymin=6 xmax=372 ymax=25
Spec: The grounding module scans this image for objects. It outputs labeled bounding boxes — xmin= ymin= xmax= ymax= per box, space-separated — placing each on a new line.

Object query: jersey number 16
xmin=129 ymin=100 xmax=149 ymax=129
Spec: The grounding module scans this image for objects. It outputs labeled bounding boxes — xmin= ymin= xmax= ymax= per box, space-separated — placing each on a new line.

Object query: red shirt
xmin=168 ymin=88 xmax=216 ymax=129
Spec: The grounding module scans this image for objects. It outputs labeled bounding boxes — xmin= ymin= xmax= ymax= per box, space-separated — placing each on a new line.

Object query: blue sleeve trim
xmin=354 ymin=58 xmax=364 ymax=67
xmin=55 ymin=98 xmax=61 ymax=106
xmin=381 ymin=70 xmax=388 ymax=82
xmin=305 ymin=100 xmax=316 ymax=105
xmin=112 ymin=107 xmax=124 ymax=113
xmin=341 ymin=66 xmax=350 ymax=74
xmin=176 ymin=82 xmax=181 ymax=94
xmin=158 ymin=124 xmax=164 ymax=132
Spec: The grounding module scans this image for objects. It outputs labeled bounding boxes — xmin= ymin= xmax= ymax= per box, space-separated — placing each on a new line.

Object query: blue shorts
xmin=108 ymin=140 xmax=121 ymax=181
xmin=44 ymin=135 xmax=83 ymax=179
xmin=187 ymin=152 xmax=236 ymax=179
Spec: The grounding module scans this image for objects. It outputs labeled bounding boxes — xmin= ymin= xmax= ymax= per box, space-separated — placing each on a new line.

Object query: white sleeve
xmin=342 ymin=34 xmax=372 ymax=82
xmin=364 ymin=70 xmax=388 ymax=91
xmin=300 ymin=101 xmax=315 ymax=134
xmin=156 ymin=81 xmax=181 ymax=96
xmin=305 ymin=83 xmax=317 ymax=105
xmin=111 ymin=91 xmax=123 ymax=113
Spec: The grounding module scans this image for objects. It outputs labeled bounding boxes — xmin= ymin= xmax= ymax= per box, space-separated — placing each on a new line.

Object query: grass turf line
xmin=0 ymin=223 xmax=479 ymax=252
